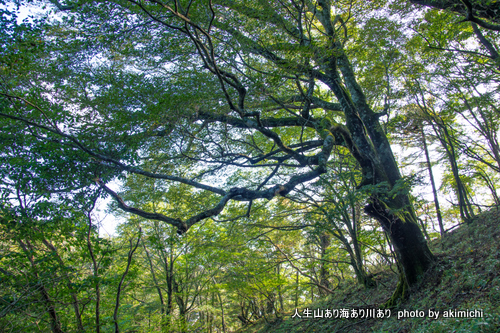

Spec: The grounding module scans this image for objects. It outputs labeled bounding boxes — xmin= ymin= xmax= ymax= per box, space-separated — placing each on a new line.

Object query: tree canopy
xmin=1 ymin=0 xmax=499 ymax=331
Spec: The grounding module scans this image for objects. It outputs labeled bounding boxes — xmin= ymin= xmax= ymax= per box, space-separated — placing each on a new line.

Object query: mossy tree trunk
xmin=320 ymin=62 xmax=435 ymax=302
xmin=312 ymin=2 xmax=435 ymax=303
xmin=365 ymin=198 xmax=435 ymax=285
xmin=365 ymin=196 xmax=435 ymax=306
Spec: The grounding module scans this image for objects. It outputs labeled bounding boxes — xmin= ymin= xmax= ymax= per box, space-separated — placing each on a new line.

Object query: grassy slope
xmin=237 ymin=207 xmax=500 ymax=333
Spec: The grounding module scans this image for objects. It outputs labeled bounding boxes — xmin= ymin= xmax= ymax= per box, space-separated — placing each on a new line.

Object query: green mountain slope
xmin=237 ymin=207 xmax=500 ymax=333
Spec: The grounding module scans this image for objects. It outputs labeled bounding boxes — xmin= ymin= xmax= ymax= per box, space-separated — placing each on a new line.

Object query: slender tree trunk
xmin=418 ymin=217 xmax=431 ymax=241
xmin=216 ymin=292 xmax=226 ymax=333
xmin=277 ymin=263 xmax=284 ymax=312
xmin=18 ymin=239 xmax=64 ymax=333
xmin=174 ymin=279 xmax=188 ymax=333
xmin=143 ymin=242 xmax=165 ymax=314
xmin=345 ymin=205 xmax=374 ymax=287
xmin=416 ymin=81 xmax=475 ymax=223
xmin=421 ymin=127 xmax=445 ymax=237
xmin=210 ymin=292 xmax=215 ymax=333
xmin=86 ymin=212 xmax=101 ymax=333
xmin=164 ymin=250 xmax=174 ymax=331
xmin=114 ymin=229 xmax=141 ymax=333
xmin=433 ymin=122 xmax=475 ymax=222
xmin=158 ymin=236 xmax=175 ymax=332
xmin=39 ymin=236 xmax=84 ymax=332
xmin=295 ymin=271 xmax=299 ymax=308
xmin=461 ymin=91 xmax=500 ymax=171
xmin=351 ymin=205 xmax=367 ymax=281
xmin=344 ymin=238 xmax=373 ymax=287
xmin=325 ymin=207 xmax=373 ymax=287
xmin=476 ymin=168 xmax=500 ymax=205
xmin=318 ymin=233 xmax=331 ymax=296
xmin=39 ymin=283 xmax=64 ymax=333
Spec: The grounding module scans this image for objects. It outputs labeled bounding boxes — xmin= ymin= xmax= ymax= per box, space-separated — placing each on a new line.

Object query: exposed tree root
xmin=382 ymin=274 xmax=409 ymax=308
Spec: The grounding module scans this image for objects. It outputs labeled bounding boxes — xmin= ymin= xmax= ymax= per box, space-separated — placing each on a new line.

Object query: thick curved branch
xmin=98 ymin=179 xmax=245 ymax=234
xmin=97 ymin=130 xmax=336 ymax=233
xmin=471 ymin=23 xmax=500 ymax=63
xmin=249 ymin=139 xmax=325 ymax=164
xmin=460 ymin=0 xmax=500 ymax=31
xmin=135 ymin=0 xmax=248 ymax=114
xmin=198 ymin=110 xmax=320 ymax=165
xmin=98 ymin=180 xmax=189 ymax=233
xmin=287 ymin=95 xmax=342 ymax=112
xmin=410 ymin=0 xmax=500 ymax=30
xmin=198 ymin=110 xmax=318 ymax=129
xmin=253 ymin=126 xmax=310 ymax=165
xmin=199 ymin=109 xmax=345 ymax=167
xmin=98 ymin=149 xmax=329 ymax=233
xmin=215 ymin=0 xmax=304 ymax=41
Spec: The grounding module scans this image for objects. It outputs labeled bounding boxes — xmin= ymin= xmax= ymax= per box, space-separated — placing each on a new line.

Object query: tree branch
xmin=410 ymin=0 xmax=500 ymax=31
xmin=0 ymin=107 xmax=227 ymax=196
xmin=471 ymin=22 xmax=500 ymax=65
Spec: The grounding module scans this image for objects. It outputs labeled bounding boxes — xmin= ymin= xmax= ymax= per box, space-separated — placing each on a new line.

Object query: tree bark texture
xmin=365 ymin=198 xmax=435 ymax=286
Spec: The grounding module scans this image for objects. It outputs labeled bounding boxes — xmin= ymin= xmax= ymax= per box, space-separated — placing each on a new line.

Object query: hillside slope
xmin=237 ymin=207 xmax=500 ymax=333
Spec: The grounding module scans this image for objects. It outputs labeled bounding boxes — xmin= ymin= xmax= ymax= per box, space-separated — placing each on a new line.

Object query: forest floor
xmin=236 ymin=206 xmax=500 ymax=333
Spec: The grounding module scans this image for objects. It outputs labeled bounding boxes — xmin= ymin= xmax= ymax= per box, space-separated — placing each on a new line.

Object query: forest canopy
xmin=1 ymin=0 xmax=499 ymax=332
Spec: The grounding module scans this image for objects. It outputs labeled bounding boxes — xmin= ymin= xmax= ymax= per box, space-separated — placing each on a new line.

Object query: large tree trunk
xmin=325 ymin=92 xmax=435 ymax=286
xmin=314 ymin=30 xmax=435 ymax=303
xmin=365 ymin=196 xmax=435 ymax=306
xmin=365 ymin=198 xmax=435 ymax=282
